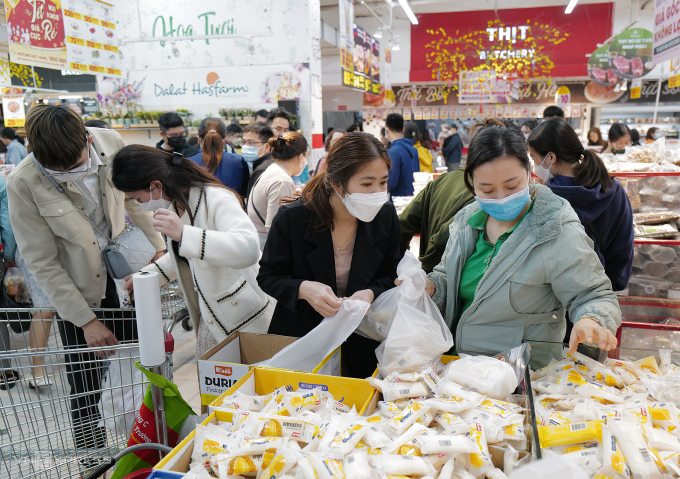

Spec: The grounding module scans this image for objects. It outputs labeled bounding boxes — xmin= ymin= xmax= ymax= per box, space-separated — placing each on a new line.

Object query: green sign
xmin=588 ymin=44 xmax=617 ymax=87
xmin=608 ymin=28 xmax=653 ymax=80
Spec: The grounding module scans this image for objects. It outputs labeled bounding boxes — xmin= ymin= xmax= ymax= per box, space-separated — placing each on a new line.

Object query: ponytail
xmin=403 ymin=121 xmax=420 ymax=144
xmin=528 ymin=118 xmax=613 ymax=193
xmin=268 ymin=131 xmax=308 ymax=161
xmin=197 ymin=117 xmax=227 ymax=174
xmin=573 ymin=149 xmax=613 ymax=192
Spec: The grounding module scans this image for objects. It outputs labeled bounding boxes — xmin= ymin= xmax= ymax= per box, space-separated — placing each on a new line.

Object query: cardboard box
xmin=198 ymin=331 xmax=342 ymax=413
xmin=197 ymin=331 xmax=298 ymax=412
xmin=209 ymin=367 xmax=377 ymax=415
xmin=157 ymin=369 xmax=379 ymax=473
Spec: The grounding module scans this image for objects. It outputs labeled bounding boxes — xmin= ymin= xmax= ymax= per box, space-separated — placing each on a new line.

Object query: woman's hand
xmin=153 ymin=209 xmax=184 ymax=242
xmin=394 ymin=278 xmax=436 ymax=297
xmin=568 ymin=318 xmax=618 ymax=354
xmin=123 ymin=274 xmax=134 ymax=294
xmin=298 ymin=281 xmax=343 ymax=317
xmin=347 ymin=289 xmax=374 ymax=304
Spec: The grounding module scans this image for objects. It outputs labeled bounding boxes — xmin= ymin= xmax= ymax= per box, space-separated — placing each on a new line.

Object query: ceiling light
xmin=621 ymin=79 xmax=628 ymax=91
xmin=614 ymin=82 xmax=621 ymax=92
xmin=42 ymin=99 xmax=49 ymax=104
xmin=374 ymin=27 xmax=383 ymax=39
xmin=397 ymin=0 xmax=418 ymax=25
xmin=392 ymin=35 xmax=400 ymax=51
xmin=58 ymin=95 xmax=83 ymax=99
xmin=565 ymin=0 xmax=579 ymax=14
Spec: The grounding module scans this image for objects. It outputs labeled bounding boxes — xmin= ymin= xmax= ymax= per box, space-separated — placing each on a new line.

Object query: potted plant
xmin=123 ymin=111 xmax=133 ymax=124
xmin=219 ymin=108 xmax=229 ymax=121
xmin=143 ymin=111 xmax=151 ymax=124
xmin=243 ymin=108 xmax=255 ymax=123
xmin=149 ymin=111 xmax=160 ymax=127
xmin=133 ymin=111 xmax=143 ymax=125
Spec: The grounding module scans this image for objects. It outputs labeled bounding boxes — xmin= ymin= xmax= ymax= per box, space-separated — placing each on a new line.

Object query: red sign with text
xmin=410 ymin=4 xmax=613 ymax=82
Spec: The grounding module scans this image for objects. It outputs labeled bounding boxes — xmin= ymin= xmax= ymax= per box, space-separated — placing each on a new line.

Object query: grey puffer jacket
xmin=428 ymin=184 xmax=621 ymax=367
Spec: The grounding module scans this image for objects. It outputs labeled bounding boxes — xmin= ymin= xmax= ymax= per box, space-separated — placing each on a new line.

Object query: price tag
xmin=555 ymin=86 xmax=571 ymax=107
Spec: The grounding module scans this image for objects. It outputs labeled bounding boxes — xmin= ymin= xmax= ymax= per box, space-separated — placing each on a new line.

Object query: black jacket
xmin=155 ymin=139 xmax=200 ymax=158
xmin=247 ymin=153 xmax=275 ymax=198
xmin=257 ymin=199 xmax=402 ymax=378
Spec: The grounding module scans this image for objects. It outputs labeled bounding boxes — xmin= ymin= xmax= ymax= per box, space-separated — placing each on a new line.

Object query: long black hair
xmin=111 ymin=144 xmax=238 ymax=225
xmin=464 ymin=119 xmax=530 ymax=195
xmin=528 ymin=118 xmax=613 ymax=192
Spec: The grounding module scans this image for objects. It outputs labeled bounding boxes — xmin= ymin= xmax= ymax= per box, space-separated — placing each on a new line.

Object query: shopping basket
xmin=160 ymin=281 xmax=191 ymax=334
xmin=0 ymin=307 xmax=174 ymax=479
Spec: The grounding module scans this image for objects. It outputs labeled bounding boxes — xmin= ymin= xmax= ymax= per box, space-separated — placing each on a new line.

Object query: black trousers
xmin=57 ymin=275 xmax=137 ymax=450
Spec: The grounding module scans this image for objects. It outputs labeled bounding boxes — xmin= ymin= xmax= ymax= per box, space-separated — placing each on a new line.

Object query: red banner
xmin=410 ymin=4 xmax=614 ymax=82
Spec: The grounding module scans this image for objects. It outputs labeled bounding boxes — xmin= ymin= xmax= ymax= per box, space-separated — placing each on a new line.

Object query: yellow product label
xmin=262 ymin=419 xmax=283 ymax=437
xmin=202 ymin=438 xmax=224 ymax=455
xmin=634 ymin=356 xmax=661 ymax=376
xmin=394 ymin=444 xmax=422 ymax=456
xmin=227 ymin=456 xmax=257 ymax=475
xmin=538 ymin=420 xmax=603 ymax=449
xmin=478 ymin=399 xmax=520 ymax=418
xmin=331 ymin=423 xmax=364 ymax=446
xmin=467 ymin=424 xmax=490 ymax=470
xmin=650 ymin=448 xmax=667 ymax=472
xmin=367 ymin=416 xmax=383 ymax=423
xmin=650 ymin=408 xmax=671 ymax=422
xmin=504 ymin=422 xmax=522 ymax=437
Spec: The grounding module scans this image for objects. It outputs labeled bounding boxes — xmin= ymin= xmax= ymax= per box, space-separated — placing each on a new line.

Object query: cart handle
xmin=83 ymin=443 xmax=174 ymax=479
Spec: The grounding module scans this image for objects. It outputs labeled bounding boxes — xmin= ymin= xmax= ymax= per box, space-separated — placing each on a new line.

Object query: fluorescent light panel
xmin=565 ymin=0 xmax=578 ymax=14
xmin=397 ymin=0 xmax=418 ymax=24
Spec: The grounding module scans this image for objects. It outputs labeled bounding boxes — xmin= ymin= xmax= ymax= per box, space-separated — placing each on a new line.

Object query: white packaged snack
xmin=432 ymin=411 xmax=470 ymax=436
xmin=361 ymin=424 xmax=394 ymax=449
xmin=415 ymin=434 xmax=479 ymax=454
xmin=609 ymin=419 xmax=663 ymax=479
xmin=601 ymin=425 xmax=632 ymax=479
xmin=344 ymin=449 xmax=376 ymax=479
xmin=382 ymin=380 xmax=429 ymax=402
xmin=371 ymin=454 xmax=437 ymax=476
xmin=460 ymin=423 xmax=494 ymax=477
xmin=444 ymin=355 xmax=518 ymax=400
xmin=437 ymin=458 xmax=456 ymax=479
xmin=308 ymin=452 xmax=346 ymax=479
xmin=385 ymin=401 xmax=431 ymax=436
xmin=646 ymin=426 xmax=680 ymax=453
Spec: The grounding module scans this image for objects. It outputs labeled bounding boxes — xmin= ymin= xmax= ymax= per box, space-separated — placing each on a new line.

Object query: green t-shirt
xmin=455 ymin=201 xmax=535 ymax=334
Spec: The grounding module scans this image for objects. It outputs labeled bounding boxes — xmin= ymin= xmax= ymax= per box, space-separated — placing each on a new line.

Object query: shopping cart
xmin=160 ymin=280 xmax=191 ymax=334
xmin=0 ymin=307 xmax=174 ymax=479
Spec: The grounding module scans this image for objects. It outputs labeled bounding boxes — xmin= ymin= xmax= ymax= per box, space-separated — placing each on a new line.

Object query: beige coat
xmin=7 ymin=127 xmax=165 ymax=327
xmin=141 ymin=186 xmax=271 ymax=343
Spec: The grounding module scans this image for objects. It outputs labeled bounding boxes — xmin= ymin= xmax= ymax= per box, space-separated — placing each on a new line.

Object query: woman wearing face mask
xmin=114 ymin=145 xmax=272 ymax=358
xmin=646 ymin=127 xmax=660 ymax=144
xmin=528 ymin=118 xmax=633 ymax=292
xmin=520 ymin=120 xmax=538 ymax=140
xmin=601 ymin=123 xmax=631 ymax=155
xmin=248 ymin=132 xmax=308 ymax=250
xmin=421 ymin=119 xmax=621 ymax=368
xmin=188 ymin=118 xmax=250 ymax=198
xmin=257 ymin=132 xmax=401 ymax=378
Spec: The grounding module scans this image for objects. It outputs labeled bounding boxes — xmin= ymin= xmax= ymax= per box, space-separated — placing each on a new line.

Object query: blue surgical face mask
xmin=475 ymin=175 xmax=531 ymax=222
xmin=241 ymin=145 xmax=261 ymax=163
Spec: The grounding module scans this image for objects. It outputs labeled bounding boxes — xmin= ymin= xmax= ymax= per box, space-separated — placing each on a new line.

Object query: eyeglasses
xmin=243 ymin=140 xmax=264 ymax=147
xmin=611 ymin=140 xmax=632 ymax=150
xmin=272 ymin=126 xmax=290 ymax=134
xmin=165 ymin=131 xmax=187 ymax=139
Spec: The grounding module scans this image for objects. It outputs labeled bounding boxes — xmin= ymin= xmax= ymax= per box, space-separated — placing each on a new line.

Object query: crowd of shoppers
xmin=0 ymin=102 xmax=632 ymax=455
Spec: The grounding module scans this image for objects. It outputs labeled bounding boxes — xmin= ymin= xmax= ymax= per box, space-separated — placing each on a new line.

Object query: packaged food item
xmin=371 ymin=454 xmax=437 ymax=476
xmin=385 ymin=401 xmax=431 ymax=436
xmin=460 ymin=423 xmax=494 ymax=477
xmin=432 ymin=411 xmax=469 ymax=436
xmin=575 ymin=381 xmax=625 ymax=404
xmin=259 ymin=448 xmax=296 ymax=479
xmin=634 ymin=224 xmax=679 ymax=239
xmin=256 ymin=415 xmax=317 ymax=443
xmin=361 ymin=425 xmax=393 ymax=449
xmin=382 ymin=381 xmax=429 ymax=402
xmin=609 ymin=419 xmax=663 ymax=479
xmin=323 ymin=419 xmax=369 ymax=456
xmin=344 ymin=449 xmax=375 ymax=479
xmin=602 ymin=425 xmax=632 ymax=479
xmin=308 ymin=452 xmax=346 ymax=479
xmin=538 ymin=421 xmax=604 ymax=448
xmin=236 ymin=436 xmax=285 ymax=455
xmin=649 ymin=402 xmax=680 ymax=429
xmin=284 ymin=389 xmax=322 ymax=415
xmin=444 ymin=356 xmax=518 ymax=400
xmin=387 ymin=423 xmax=434 ymax=456
xmin=378 ymin=401 xmax=402 ymax=418
xmin=415 ymin=434 xmax=479 ymax=454
xmin=646 ymin=426 xmax=680 ymax=452
xmin=214 ymin=452 xmax=266 ymax=478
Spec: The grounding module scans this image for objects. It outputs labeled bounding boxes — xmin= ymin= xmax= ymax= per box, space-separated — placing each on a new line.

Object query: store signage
xmin=339 ymin=0 xmax=354 ymax=73
xmin=64 ymin=0 xmax=120 ymax=76
xmin=458 ymin=70 xmax=519 ymax=103
xmin=555 ymin=86 xmax=571 ymax=107
xmin=653 ymin=0 xmax=680 ymax=65
xmin=99 ymin=63 xmax=310 ymax=109
xmin=588 ymin=44 xmax=617 ymax=86
xmin=342 ymin=23 xmax=379 ymax=94
xmin=5 ymin=0 xmax=68 ymax=70
xmin=2 ymin=96 xmax=25 ymax=127
xmin=630 ymin=78 xmax=642 ymax=99
xmin=410 ymin=4 xmax=613 ymax=82
xmin=670 ymin=73 xmax=680 ymax=88
xmin=608 ymin=28 xmax=653 ymax=80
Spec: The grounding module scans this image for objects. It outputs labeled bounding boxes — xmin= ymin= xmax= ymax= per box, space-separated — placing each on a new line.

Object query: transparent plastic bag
xmin=356 ymin=251 xmax=429 ymax=342
xmin=375 ymin=300 xmax=453 ymax=375
xmin=3 ymin=266 xmax=31 ymax=304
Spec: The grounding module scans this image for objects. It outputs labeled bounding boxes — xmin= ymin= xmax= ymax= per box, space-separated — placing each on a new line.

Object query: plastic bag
xmin=3 ymin=266 xmax=31 ymax=304
xmin=444 ymin=355 xmax=518 ymax=400
xmin=259 ymin=300 xmax=370 ymax=372
xmin=97 ymin=347 xmax=145 ymax=436
xmin=375 ymin=300 xmax=453 ymax=375
xmin=508 ymin=455 xmax=590 ymax=479
xmin=356 ymin=251 xmax=433 ymax=342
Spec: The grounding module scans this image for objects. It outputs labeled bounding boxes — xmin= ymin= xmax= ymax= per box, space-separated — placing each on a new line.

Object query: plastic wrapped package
xmin=3 ymin=267 xmax=31 ymax=304
xmin=634 ymin=224 xmax=680 ymax=239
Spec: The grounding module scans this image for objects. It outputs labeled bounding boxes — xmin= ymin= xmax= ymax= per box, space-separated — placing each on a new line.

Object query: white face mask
xmin=533 ymin=153 xmax=554 ymax=182
xmin=45 ymin=152 xmax=93 ymax=182
xmin=336 ymin=189 xmax=388 ymax=223
xmin=139 ymin=185 xmax=172 ymax=211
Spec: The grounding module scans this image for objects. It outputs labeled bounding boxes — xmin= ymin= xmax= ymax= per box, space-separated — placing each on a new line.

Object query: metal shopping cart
xmin=160 ymin=280 xmax=192 ymax=334
xmin=0 ymin=307 xmax=175 ymax=479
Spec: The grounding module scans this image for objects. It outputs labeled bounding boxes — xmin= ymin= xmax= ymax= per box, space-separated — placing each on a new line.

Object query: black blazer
xmin=258 ymin=199 xmax=402 ymax=338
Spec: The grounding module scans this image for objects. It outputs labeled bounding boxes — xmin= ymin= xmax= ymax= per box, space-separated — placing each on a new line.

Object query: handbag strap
xmin=247 ymin=175 xmax=267 ymax=226
xmin=31 ymin=153 xmax=115 ymax=245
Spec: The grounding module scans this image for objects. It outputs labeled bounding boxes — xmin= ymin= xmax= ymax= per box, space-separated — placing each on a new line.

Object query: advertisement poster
xmin=371 ymin=36 xmax=380 ymax=94
xmin=458 ymin=107 xmax=467 ymax=119
xmin=496 ymin=105 xmax=504 ymax=118
xmin=3 ymin=96 xmax=25 ymax=127
xmin=338 ymin=0 xmax=354 ymax=71
xmin=485 ymin=106 xmax=495 ymax=118
xmin=588 ymin=44 xmax=617 ymax=86
xmin=503 ymin=106 xmax=513 ymax=118
xmin=402 ymin=108 xmax=410 ymax=119
xmin=653 ymin=0 xmax=680 ymax=65
xmin=384 ymin=48 xmax=392 ymax=91
xmin=608 ymin=28 xmax=653 ymax=80
xmin=414 ymin=107 xmax=423 ymax=120
xmin=450 ymin=107 xmax=458 ymax=119
xmin=512 ymin=106 xmax=522 ymax=118
xmin=64 ymin=0 xmax=120 ymax=76
xmin=342 ymin=23 xmax=373 ymax=92
xmin=440 ymin=107 xmax=448 ymax=119
xmin=6 ymin=0 xmax=68 ymax=69
xmin=459 ymin=70 xmax=519 ymax=103
xmin=422 ymin=107 xmax=430 ymax=120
